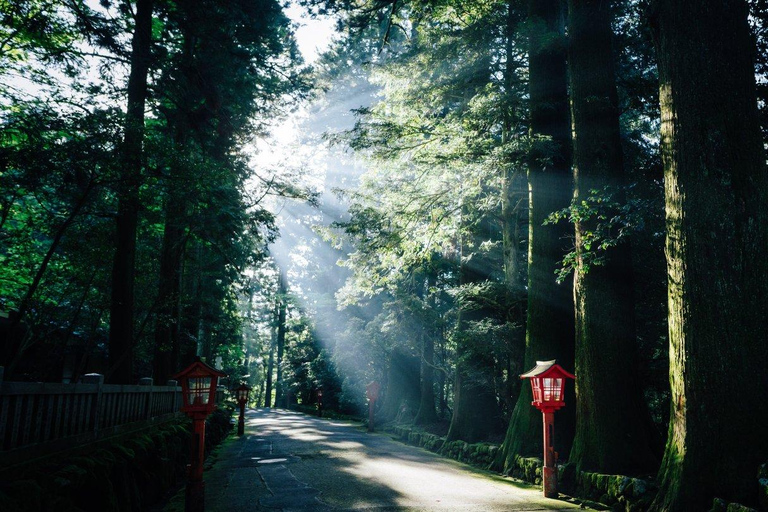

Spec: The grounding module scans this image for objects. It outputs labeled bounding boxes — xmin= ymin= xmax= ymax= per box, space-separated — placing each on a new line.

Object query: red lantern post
xmin=317 ymin=388 xmax=324 ymax=417
xmin=235 ymin=384 xmax=251 ymax=436
xmin=520 ymin=360 xmax=575 ymax=498
xmin=366 ymin=381 xmax=380 ymax=432
xmin=173 ymin=358 xmax=227 ymax=512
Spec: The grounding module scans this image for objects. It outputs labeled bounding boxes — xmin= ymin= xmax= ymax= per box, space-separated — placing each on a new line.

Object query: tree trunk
xmin=437 ymin=331 xmax=447 ymax=419
xmin=501 ymin=0 xmax=525 ymax=294
xmin=446 ymin=216 xmax=503 ymax=443
xmin=180 ymin=241 xmax=203 ymax=367
xmin=414 ymin=271 xmax=438 ymax=425
xmin=275 ymin=270 xmax=287 ymax=408
xmin=107 ymin=0 xmax=153 ymax=384
xmin=152 ymin=192 xmax=187 ymax=384
xmin=649 ymin=0 xmax=768 ymax=509
xmin=413 ymin=330 xmax=438 ymax=425
xmin=377 ymin=347 xmax=421 ymax=422
xmin=566 ymin=0 xmax=658 ymax=475
xmin=493 ymin=0 xmax=575 ymax=473
xmin=265 ymin=331 xmax=275 ymax=408
xmin=445 ymin=357 xmax=501 ymax=443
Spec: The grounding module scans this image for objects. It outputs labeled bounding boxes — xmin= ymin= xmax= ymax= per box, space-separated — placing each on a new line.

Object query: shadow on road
xmin=208 ymin=408 xmax=581 ymax=511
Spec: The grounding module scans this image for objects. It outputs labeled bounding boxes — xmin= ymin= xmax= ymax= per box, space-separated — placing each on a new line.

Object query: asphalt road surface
xmin=203 ymin=409 xmax=585 ymax=511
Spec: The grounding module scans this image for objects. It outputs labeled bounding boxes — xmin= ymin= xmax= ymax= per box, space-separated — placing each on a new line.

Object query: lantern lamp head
xmin=235 ymin=383 xmax=251 ymax=405
xmin=317 ymin=389 xmax=323 ymax=398
xmin=173 ymin=357 xmax=227 ymax=415
xmin=520 ymin=360 xmax=575 ymax=413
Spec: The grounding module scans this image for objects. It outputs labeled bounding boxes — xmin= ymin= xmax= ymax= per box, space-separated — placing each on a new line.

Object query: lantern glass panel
xmin=541 ymin=378 xmax=563 ymax=402
xmin=189 ymin=377 xmax=212 ymax=405
xmin=531 ymin=378 xmax=542 ymax=403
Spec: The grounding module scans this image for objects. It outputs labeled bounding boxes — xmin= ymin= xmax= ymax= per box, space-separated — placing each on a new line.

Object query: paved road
xmin=204 ymin=409 xmax=584 ymax=511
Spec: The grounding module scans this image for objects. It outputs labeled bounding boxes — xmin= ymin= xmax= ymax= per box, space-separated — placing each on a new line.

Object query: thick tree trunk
xmin=493 ymin=0 xmax=575 ymax=473
xmin=377 ymin=347 xmax=421 ymax=422
xmin=566 ymin=0 xmax=658 ymax=475
xmin=275 ymin=270 xmax=287 ymax=408
xmin=445 ymin=357 xmax=501 ymax=443
xmin=265 ymin=331 xmax=275 ymax=408
xmin=501 ymin=0 xmax=525 ymax=294
xmin=650 ymin=1 xmax=768 ymax=509
xmin=437 ymin=332 xmax=447 ymax=419
xmin=107 ymin=0 xmax=153 ymax=384
xmin=152 ymin=192 xmax=187 ymax=384
xmin=446 ymin=219 xmax=503 ymax=443
xmin=414 ymin=271 xmax=438 ymax=425
xmin=413 ymin=329 xmax=437 ymax=425
xmin=180 ymin=241 xmax=203 ymax=367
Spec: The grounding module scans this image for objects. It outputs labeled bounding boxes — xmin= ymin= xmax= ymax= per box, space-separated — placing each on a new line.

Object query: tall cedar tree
xmin=377 ymin=347 xmax=420 ymax=422
xmin=650 ymin=0 xmax=768 ymax=509
xmin=152 ymin=18 xmax=196 ymax=384
xmin=494 ymin=0 xmax=575 ymax=471
xmin=265 ymin=315 xmax=276 ymax=407
xmin=414 ymin=269 xmax=438 ymax=424
xmin=445 ymin=210 xmax=503 ymax=443
xmin=108 ymin=0 xmax=153 ymax=384
xmin=567 ymin=0 xmax=658 ymax=474
xmin=275 ymin=269 xmax=287 ymax=408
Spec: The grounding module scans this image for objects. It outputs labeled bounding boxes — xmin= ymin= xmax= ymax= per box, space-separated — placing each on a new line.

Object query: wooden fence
xmin=0 ymin=379 xmax=180 ymax=452
xmin=0 ymin=369 xmax=227 ymax=466
xmin=0 ymin=367 xmax=230 ymax=466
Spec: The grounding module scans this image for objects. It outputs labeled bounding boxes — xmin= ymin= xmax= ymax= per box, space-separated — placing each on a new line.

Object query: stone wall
xmin=385 ymin=424 xmax=658 ymax=511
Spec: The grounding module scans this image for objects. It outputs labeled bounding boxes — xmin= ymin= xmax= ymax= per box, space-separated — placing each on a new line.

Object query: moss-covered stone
xmin=383 ymin=422 xmax=664 ymax=512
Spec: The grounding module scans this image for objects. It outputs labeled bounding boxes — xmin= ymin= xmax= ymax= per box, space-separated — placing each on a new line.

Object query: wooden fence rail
xmin=0 ymin=367 xmax=228 ymax=467
xmin=0 ymin=374 xmax=183 ymax=455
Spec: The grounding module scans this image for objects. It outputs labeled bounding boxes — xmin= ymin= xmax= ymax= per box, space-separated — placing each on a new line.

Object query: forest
xmin=1 ymin=0 xmax=768 ymax=510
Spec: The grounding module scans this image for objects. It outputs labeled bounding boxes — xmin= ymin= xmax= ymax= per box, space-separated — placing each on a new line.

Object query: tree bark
xmin=446 ymin=215 xmax=503 ymax=443
xmin=377 ymin=347 xmax=421 ymax=422
xmin=275 ymin=269 xmax=287 ymax=408
xmin=493 ymin=0 xmax=575 ymax=473
xmin=501 ymin=0 xmax=525 ymax=294
xmin=179 ymin=240 xmax=203 ymax=367
xmin=152 ymin=192 xmax=187 ymax=384
xmin=107 ymin=0 xmax=153 ymax=384
xmin=649 ymin=0 xmax=768 ymax=509
xmin=265 ymin=327 xmax=275 ymax=408
xmin=566 ymin=0 xmax=658 ymax=475
xmin=414 ymin=271 xmax=438 ymax=425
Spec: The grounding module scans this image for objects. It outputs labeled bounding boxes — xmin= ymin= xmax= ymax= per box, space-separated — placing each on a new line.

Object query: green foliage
xmin=545 ymin=185 xmax=655 ymax=281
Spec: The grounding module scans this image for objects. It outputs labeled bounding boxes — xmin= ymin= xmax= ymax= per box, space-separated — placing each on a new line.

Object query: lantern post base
xmin=543 ymin=466 xmax=558 ymax=498
xmin=237 ymin=405 xmax=245 ymax=436
xmin=185 ymin=480 xmax=205 ymax=512
xmin=541 ymin=410 xmax=557 ymax=498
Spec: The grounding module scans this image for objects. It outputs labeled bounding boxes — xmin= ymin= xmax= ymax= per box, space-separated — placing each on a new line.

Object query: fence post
xmin=166 ymin=380 xmax=179 ymax=413
xmin=82 ymin=373 xmax=104 ymax=433
xmin=139 ymin=377 xmax=153 ymax=420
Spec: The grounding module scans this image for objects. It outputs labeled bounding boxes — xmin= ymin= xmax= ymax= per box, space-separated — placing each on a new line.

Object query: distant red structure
xmin=235 ymin=384 xmax=251 ymax=436
xmin=520 ymin=360 xmax=575 ymax=498
xmin=366 ymin=381 xmax=380 ymax=432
